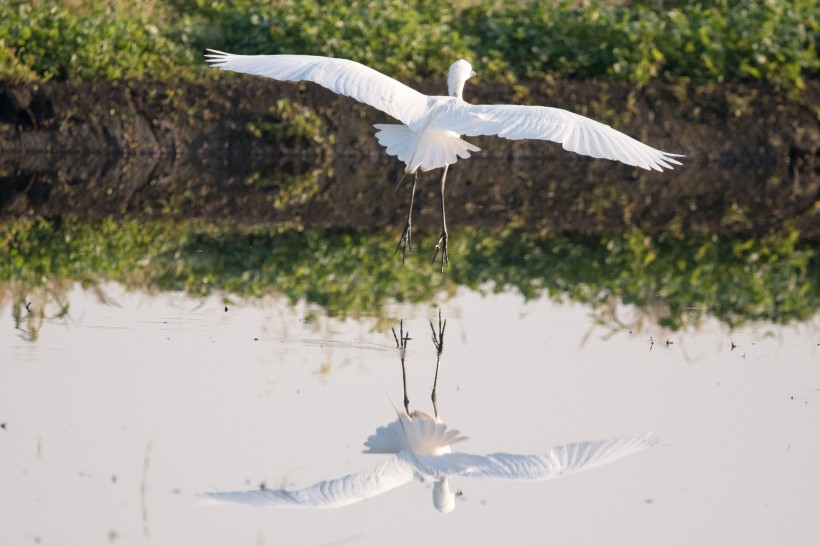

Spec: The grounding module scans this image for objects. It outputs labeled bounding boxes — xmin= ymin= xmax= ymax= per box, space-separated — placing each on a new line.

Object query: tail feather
xmin=374 ymin=124 xmax=479 ymax=173
xmin=364 ymin=414 xmax=468 ymax=455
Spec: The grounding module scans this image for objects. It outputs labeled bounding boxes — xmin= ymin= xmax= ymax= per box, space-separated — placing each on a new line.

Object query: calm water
xmin=1 ymin=147 xmax=818 ymax=544
xmin=1 ymin=282 xmax=818 ymax=545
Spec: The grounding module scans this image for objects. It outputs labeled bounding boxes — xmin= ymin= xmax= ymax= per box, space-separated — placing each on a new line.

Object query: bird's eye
xmin=455 ymin=490 xmax=463 ymax=497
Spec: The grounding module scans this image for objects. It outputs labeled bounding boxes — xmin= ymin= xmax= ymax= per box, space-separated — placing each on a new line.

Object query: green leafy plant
xmin=0 ymin=2 xmax=195 ymax=80
xmin=1 ymin=1 xmax=815 ymax=88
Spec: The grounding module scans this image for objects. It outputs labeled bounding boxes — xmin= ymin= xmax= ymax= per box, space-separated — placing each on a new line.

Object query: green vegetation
xmin=0 ymin=0 xmax=816 ymax=88
xmin=180 ymin=0 xmax=472 ymax=80
xmin=2 ymin=218 xmax=816 ymax=331
xmin=460 ymin=0 xmax=818 ymax=89
xmin=0 ymin=1 xmax=195 ymax=80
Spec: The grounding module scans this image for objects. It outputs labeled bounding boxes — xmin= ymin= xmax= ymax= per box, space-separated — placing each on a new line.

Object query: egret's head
xmin=432 ymin=478 xmax=462 ymax=513
xmin=447 ymin=59 xmax=476 ymax=100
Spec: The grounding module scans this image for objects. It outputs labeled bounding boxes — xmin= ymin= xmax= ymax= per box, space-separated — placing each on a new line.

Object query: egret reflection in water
xmin=204 ymin=313 xmax=659 ymax=513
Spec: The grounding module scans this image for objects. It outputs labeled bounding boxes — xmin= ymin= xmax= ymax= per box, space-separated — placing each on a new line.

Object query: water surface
xmin=1 ymin=283 xmax=818 ymax=545
xmin=1 ymin=149 xmax=817 ymax=544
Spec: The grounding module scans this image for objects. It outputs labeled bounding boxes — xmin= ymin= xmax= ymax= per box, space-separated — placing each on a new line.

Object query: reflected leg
xmin=391 ymin=320 xmax=411 ymax=415
xmin=432 ymin=166 xmax=449 ymax=274
xmin=395 ymin=172 xmax=419 ymax=263
xmin=429 ymin=310 xmax=446 ymax=419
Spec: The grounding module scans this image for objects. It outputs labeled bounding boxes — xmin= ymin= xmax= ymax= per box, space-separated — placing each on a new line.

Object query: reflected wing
xmin=422 ymin=433 xmax=659 ymax=480
xmin=203 ymin=456 xmax=414 ymax=508
xmin=448 ymin=104 xmax=682 ymax=171
xmin=205 ymin=51 xmax=429 ymax=125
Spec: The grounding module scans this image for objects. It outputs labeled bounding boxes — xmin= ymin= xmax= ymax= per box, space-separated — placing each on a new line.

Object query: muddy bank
xmin=0 ymin=77 xmax=817 ymax=236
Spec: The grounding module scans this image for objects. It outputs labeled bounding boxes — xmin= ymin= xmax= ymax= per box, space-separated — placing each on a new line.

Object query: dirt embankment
xmin=0 ymin=77 xmax=817 ymax=236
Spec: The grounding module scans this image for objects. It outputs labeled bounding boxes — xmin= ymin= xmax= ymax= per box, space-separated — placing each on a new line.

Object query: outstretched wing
xmin=205 ymin=51 xmax=429 ymax=126
xmin=448 ymin=103 xmax=682 ymax=171
xmin=202 ymin=455 xmax=414 ymax=508
xmin=420 ymin=433 xmax=659 ymax=480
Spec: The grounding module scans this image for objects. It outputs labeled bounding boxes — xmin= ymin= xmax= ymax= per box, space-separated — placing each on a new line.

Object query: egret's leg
xmin=391 ymin=320 xmax=411 ymax=415
xmin=395 ymin=172 xmax=418 ymax=263
xmin=431 ymin=166 xmax=449 ymax=274
xmin=429 ymin=310 xmax=446 ymax=419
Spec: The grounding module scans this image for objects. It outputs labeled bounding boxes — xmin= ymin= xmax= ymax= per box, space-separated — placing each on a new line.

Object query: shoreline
xmin=1 ymin=78 xmax=817 ymax=237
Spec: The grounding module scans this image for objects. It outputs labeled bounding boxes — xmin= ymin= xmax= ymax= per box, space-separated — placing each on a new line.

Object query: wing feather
xmin=450 ymin=104 xmax=682 ymax=171
xmin=202 ymin=455 xmax=414 ymax=508
xmin=420 ymin=433 xmax=659 ymax=480
xmin=205 ymin=50 xmax=429 ymax=125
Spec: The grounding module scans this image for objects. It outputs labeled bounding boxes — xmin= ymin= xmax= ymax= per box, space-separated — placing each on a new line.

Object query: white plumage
xmin=202 ymin=409 xmax=658 ymax=513
xmin=204 ymin=316 xmax=659 ymax=513
xmin=373 ymin=125 xmax=481 ymax=174
xmin=205 ymin=50 xmax=682 ymax=173
xmin=363 ymin=410 xmax=468 ymax=455
xmin=205 ymin=50 xmax=682 ymax=268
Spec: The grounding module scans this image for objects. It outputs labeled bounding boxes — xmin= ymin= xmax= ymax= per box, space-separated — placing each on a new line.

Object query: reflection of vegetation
xmin=0 ymin=218 xmax=454 ymax=318
xmin=1 ymin=218 xmax=817 ymax=331
xmin=455 ymin=229 xmax=817 ymax=330
xmin=243 ymin=168 xmax=324 ymax=211
xmin=6 ymin=280 xmax=71 ymax=341
xmin=245 ymin=99 xmax=330 ymax=147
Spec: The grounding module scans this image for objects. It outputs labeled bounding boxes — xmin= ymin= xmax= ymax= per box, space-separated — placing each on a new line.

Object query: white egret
xmin=203 ymin=315 xmax=659 ymax=512
xmin=205 ymin=51 xmax=683 ymax=271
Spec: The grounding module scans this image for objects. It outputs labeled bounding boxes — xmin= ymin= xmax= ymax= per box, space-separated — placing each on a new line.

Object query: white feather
xmin=205 ymin=50 xmax=428 ymax=126
xmin=202 ymin=455 xmax=414 ymax=509
xmin=205 ymin=51 xmax=683 ymax=173
xmin=418 ymin=432 xmax=660 ymax=480
xmin=364 ymin=411 xmax=468 ymax=455
xmin=203 ymin=415 xmax=658 ymax=512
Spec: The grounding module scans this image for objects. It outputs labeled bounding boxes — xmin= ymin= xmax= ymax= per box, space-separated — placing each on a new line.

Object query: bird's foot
xmin=394 ymin=173 xmax=418 ymax=265
xmin=429 ymin=309 xmax=446 ymax=353
xmin=432 ymin=231 xmax=449 ymax=274
xmin=394 ymin=220 xmax=412 ymax=263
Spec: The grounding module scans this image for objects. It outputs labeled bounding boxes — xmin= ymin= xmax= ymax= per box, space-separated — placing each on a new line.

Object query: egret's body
xmin=203 ymin=411 xmax=659 ymax=513
xmin=205 ymin=51 xmax=682 ymax=270
xmin=203 ymin=316 xmax=659 ymax=512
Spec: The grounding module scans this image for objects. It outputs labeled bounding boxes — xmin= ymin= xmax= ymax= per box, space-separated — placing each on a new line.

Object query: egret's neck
xmin=433 ymin=478 xmax=456 ymax=513
xmin=447 ymin=59 xmax=474 ymax=100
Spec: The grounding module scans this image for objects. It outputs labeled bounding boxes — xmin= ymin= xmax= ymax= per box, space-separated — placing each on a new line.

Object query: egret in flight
xmin=205 ymin=51 xmax=682 ymax=271
xmin=203 ymin=315 xmax=659 ymax=512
